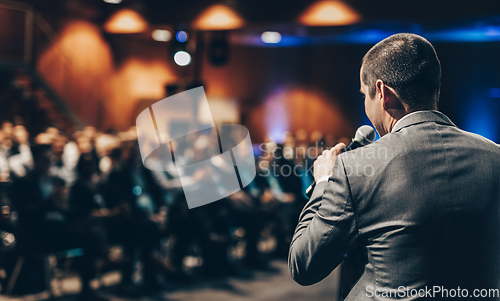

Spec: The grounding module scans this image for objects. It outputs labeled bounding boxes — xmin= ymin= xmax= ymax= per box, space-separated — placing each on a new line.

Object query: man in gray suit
xmin=289 ymin=33 xmax=500 ymax=300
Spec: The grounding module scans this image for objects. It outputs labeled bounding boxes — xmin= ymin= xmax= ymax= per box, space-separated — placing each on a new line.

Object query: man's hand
xmin=313 ymin=143 xmax=346 ymax=182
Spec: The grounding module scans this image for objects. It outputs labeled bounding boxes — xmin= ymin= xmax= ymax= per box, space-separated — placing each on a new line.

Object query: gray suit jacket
xmin=289 ymin=111 xmax=500 ymax=300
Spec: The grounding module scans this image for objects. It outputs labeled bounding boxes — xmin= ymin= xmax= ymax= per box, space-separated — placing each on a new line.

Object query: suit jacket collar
xmin=392 ymin=110 xmax=456 ymax=133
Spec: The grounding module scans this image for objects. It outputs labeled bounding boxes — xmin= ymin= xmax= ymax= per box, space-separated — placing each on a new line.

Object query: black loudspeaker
xmin=208 ymin=32 xmax=230 ymax=67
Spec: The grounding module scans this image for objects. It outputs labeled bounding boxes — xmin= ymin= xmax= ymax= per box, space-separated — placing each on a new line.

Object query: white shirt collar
xmin=391 ymin=110 xmax=440 ymax=133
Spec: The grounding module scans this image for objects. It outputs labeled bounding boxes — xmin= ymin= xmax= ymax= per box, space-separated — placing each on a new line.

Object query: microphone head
xmin=354 ymin=125 xmax=376 ymax=146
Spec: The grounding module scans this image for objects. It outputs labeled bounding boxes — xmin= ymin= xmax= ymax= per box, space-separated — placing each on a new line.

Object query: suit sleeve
xmin=288 ymin=155 xmax=359 ymax=286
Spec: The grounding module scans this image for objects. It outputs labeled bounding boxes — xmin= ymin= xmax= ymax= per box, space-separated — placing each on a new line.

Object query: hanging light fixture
xmin=299 ymin=0 xmax=360 ymax=27
xmin=104 ymin=9 xmax=148 ymax=33
xmin=192 ymin=4 xmax=244 ymax=31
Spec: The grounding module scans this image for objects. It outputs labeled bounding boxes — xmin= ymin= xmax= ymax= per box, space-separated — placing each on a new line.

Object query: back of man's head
xmin=362 ymin=33 xmax=441 ymax=110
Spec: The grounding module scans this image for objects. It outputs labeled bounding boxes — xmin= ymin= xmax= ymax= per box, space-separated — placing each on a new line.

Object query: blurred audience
xmin=0 ymin=119 xmax=334 ymax=299
xmin=10 ymin=143 xmax=104 ymax=300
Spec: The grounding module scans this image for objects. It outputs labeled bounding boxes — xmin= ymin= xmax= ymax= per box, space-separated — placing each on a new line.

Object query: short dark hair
xmin=361 ymin=33 xmax=441 ymax=109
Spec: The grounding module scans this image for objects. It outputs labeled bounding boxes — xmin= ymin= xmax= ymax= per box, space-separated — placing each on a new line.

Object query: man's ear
xmin=375 ymin=79 xmax=385 ymax=102
xmin=376 ymin=80 xmax=404 ymax=110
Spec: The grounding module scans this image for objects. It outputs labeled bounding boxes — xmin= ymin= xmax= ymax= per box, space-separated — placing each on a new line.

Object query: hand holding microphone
xmin=305 ymin=125 xmax=376 ymax=198
xmin=313 ymin=143 xmax=346 ymax=182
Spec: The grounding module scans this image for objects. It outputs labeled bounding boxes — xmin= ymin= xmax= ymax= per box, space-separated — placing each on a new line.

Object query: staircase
xmin=0 ymin=62 xmax=82 ymax=134
xmin=0 ymin=0 xmax=104 ymax=134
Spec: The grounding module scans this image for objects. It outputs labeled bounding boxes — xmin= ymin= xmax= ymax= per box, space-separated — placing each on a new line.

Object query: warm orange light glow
xmin=299 ymin=1 xmax=360 ymax=26
xmin=104 ymin=9 xmax=148 ymax=33
xmin=193 ymin=4 xmax=244 ymax=30
xmin=111 ymin=58 xmax=176 ymax=107
xmin=37 ymin=21 xmax=116 ymax=126
xmin=251 ymin=88 xmax=355 ymax=143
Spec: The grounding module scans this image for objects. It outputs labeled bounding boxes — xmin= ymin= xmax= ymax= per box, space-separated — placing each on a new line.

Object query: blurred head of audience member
xmin=1 ymin=121 xmax=13 ymax=149
xmin=52 ymin=135 xmax=68 ymax=160
xmin=76 ymin=153 xmax=98 ymax=181
xmin=31 ymin=144 xmax=53 ymax=176
xmin=51 ymin=177 xmax=68 ymax=211
xmin=13 ymin=125 xmax=29 ymax=145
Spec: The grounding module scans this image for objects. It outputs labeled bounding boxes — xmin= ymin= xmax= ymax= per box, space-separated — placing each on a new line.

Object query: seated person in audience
xmin=69 ymin=153 xmax=109 ymax=258
xmin=276 ymin=134 xmax=310 ymax=221
xmin=0 ymin=173 xmax=16 ymax=284
xmin=220 ymin=131 xmax=270 ymax=269
xmin=100 ymin=143 xmax=174 ymax=293
xmin=50 ymin=133 xmax=77 ymax=186
xmin=11 ymin=144 xmax=106 ymax=301
xmin=5 ymin=124 xmax=33 ymax=179
xmin=0 ymin=129 xmax=11 ymax=182
xmin=254 ymin=148 xmax=296 ymax=258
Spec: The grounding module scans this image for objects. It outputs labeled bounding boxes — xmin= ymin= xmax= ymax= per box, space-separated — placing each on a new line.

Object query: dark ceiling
xmin=20 ymin=0 xmax=500 ymax=28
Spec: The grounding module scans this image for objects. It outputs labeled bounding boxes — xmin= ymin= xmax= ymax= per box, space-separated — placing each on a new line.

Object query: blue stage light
xmin=176 ymin=31 xmax=188 ymax=43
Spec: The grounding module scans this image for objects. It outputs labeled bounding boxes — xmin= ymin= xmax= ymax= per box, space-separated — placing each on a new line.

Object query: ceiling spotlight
xmin=174 ymin=51 xmax=191 ymax=66
xmin=261 ymin=31 xmax=282 ymax=44
xmin=176 ymin=31 xmax=189 ymax=43
xmin=152 ymin=29 xmax=172 ymax=42
xmin=103 ymin=0 xmax=122 ymax=3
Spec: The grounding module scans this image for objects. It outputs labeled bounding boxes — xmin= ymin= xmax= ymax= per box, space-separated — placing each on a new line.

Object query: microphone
xmin=342 ymin=125 xmax=376 ymax=152
xmin=305 ymin=125 xmax=376 ymax=198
